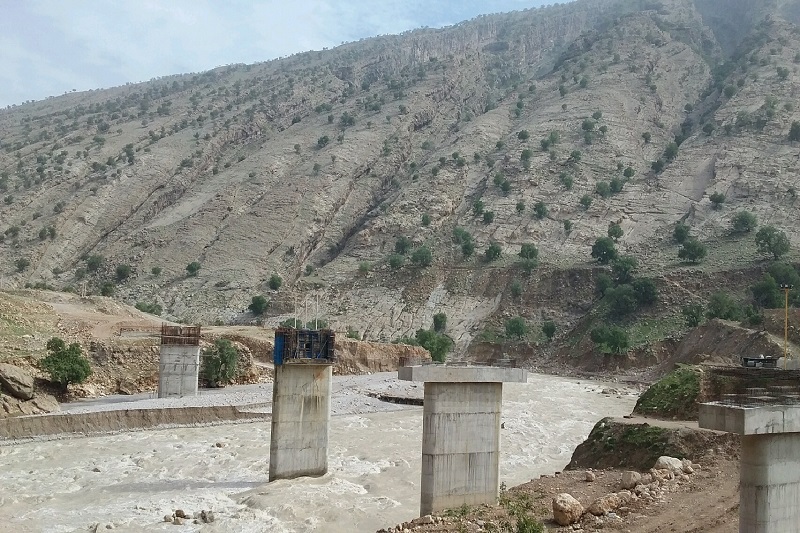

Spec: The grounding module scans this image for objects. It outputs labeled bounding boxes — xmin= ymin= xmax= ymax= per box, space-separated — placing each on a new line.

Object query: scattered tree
xmin=678 ymin=238 xmax=707 ymax=263
xmin=151 ymin=266 xmax=162 ymax=276
xmin=249 ymin=295 xmax=269 ymax=315
xmin=682 ymin=304 xmax=704 ymax=327
xmin=632 ymin=278 xmax=658 ymax=306
xmin=41 ymin=337 xmax=92 ymax=392
xmin=590 ymin=325 xmax=629 ymax=354
xmin=395 ymin=236 xmax=412 ymax=255
xmin=433 ymin=312 xmax=447 ymax=332
xmin=485 ymin=242 xmax=502 ymax=262
xmin=415 ymin=329 xmax=453 ymax=362
xmin=731 ymin=211 xmax=757 ymax=234
xmin=611 ymin=256 xmax=638 ymax=284
xmin=201 ymin=338 xmax=239 ymax=388
xmin=673 ymin=222 xmax=690 ymax=244
xmin=755 ymin=226 xmax=790 ymax=259
xmin=115 ymin=264 xmax=132 ymax=282
xmin=607 ymin=223 xmax=623 ymax=241
xmin=519 ymin=243 xmax=539 ymax=261
xmin=591 ymin=237 xmax=618 ymax=264
xmin=596 ymin=273 xmax=614 ymax=296
xmin=580 ymin=195 xmax=593 ymax=210
xmin=100 ymin=282 xmax=115 ymax=296
xmin=135 ymin=302 xmax=162 ymax=316
xmin=411 ymin=246 xmax=433 ymax=267
xmin=709 ymin=192 xmax=726 ymax=209
xmin=790 ymin=121 xmax=800 ymax=142
xmin=268 ymin=274 xmax=283 ymax=290
xmin=706 ymin=292 xmax=742 ymax=321
xmin=606 ymin=285 xmax=639 ymax=317
xmin=533 ymin=201 xmax=548 ymax=219
xmin=15 ymin=258 xmax=30 ymax=273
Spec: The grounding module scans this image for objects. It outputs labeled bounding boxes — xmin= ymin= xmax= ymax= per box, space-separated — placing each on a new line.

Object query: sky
xmin=0 ymin=1 xmax=570 ymax=108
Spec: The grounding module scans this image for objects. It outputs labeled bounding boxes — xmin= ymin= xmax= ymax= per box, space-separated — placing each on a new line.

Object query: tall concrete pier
xmin=268 ymin=328 xmax=336 ymax=482
xmin=269 ymin=364 xmax=333 ymax=481
xmin=399 ymin=365 xmax=528 ymax=515
xmin=157 ymin=325 xmax=201 ymax=398
xmin=700 ymin=402 xmax=800 ymax=532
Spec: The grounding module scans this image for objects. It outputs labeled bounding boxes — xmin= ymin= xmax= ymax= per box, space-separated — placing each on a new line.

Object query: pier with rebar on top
xmin=157 ymin=325 xmax=201 ymax=398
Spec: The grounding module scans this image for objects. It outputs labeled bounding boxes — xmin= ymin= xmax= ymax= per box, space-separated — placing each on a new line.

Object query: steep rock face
xmin=1 ymin=0 xmax=800 ymax=350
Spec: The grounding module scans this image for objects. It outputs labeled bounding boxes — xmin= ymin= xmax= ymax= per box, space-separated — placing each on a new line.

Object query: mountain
xmin=1 ymin=0 xmax=799 ymax=359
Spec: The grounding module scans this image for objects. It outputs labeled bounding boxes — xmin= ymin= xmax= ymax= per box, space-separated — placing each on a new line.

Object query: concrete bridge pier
xmin=268 ymin=364 xmax=333 ymax=481
xmin=700 ymin=403 xmax=800 ymax=532
xmin=399 ymin=365 xmax=528 ymax=516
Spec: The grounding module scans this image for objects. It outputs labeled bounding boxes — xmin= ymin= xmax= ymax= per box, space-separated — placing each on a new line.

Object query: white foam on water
xmin=0 ymin=373 xmax=636 ymax=533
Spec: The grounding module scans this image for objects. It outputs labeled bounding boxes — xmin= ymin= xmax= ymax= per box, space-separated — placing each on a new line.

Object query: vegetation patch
xmin=567 ymin=418 xmax=683 ymax=470
xmin=634 ymin=366 xmax=701 ymax=419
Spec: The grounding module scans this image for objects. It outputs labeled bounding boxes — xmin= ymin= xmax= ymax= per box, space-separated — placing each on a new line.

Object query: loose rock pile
xmin=552 ymin=455 xmax=699 ymax=528
xmin=163 ymin=509 xmax=215 ymax=525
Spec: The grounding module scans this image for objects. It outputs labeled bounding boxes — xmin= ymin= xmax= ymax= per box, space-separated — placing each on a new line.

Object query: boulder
xmin=654 ymin=456 xmax=684 ymax=473
xmin=620 ymin=471 xmax=641 ymax=489
xmin=552 ymin=493 xmax=583 ymax=525
xmin=584 ymin=470 xmax=596 ymax=482
xmin=0 ymin=363 xmax=34 ymax=400
xmin=588 ymin=491 xmax=632 ymax=516
xmin=681 ymin=458 xmax=695 ymax=474
xmin=31 ymin=394 xmax=59 ymax=414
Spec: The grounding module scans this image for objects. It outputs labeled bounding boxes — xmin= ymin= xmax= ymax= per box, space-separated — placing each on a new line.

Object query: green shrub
xmin=186 ymin=261 xmax=201 ymax=277
xmin=135 ymin=301 xmax=163 ymax=315
xmin=86 ymin=255 xmax=104 ymax=272
xmin=268 ymin=274 xmax=283 ymax=290
xmin=100 ymin=282 xmax=115 ymax=296
xmin=411 ymin=246 xmax=432 ymax=267
xmin=542 ymin=320 xmax=556 ymax=341
xmin=115 ymin=264 xmax=132 ymax=282
xmin=505 ymin=317 xmax=527 ymax=338
xmin=389 ymin=254 xmax=405 ymax=269
xmin=634 ymin=367 xmax=700 ymax=419
xmin=433 ymin=312 xmax=447 ymax=332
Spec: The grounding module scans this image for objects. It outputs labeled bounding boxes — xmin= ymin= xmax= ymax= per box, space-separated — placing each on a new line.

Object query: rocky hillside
xmin=1 ymin=0 xmax=800 ymax=358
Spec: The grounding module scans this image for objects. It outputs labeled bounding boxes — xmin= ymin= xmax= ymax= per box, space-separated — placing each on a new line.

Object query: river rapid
xmin=0 ymin=373 xmax=636 ymax=533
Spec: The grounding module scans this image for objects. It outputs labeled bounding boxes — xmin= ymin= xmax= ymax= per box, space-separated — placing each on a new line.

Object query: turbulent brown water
xmin=0 ymin=373 xmax=636 ymax=532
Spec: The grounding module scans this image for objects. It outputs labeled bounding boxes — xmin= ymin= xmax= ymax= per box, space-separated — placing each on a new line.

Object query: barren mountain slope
xmin=1 ymin=0 xmax=799 ymax=353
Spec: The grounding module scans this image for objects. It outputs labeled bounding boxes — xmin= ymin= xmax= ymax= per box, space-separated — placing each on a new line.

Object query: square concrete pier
xmin=269 ymin=364 xmax=333 ymax=481
xmin=699 ymin=403 xmax=800 ymax=532
xmin=399 ymin=364 xmax=528 ymax=515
